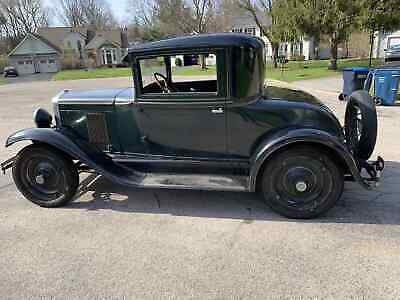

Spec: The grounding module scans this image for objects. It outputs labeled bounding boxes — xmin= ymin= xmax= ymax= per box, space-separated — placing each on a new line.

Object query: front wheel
xmin=260 ymin=146 xmax=344 ymax=219
xmin=12 ymin=144 xmax=79 ymax=208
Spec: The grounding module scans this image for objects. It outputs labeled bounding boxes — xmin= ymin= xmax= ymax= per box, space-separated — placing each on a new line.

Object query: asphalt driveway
xmin=2 ymin=73 xmax=54 ymax=85
xmin=1 ymin=76 xmax=400 ymax=299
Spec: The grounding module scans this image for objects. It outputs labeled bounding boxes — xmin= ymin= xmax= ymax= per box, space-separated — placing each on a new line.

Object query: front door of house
xmin=103 ymin=49 xmax=116 ymax=65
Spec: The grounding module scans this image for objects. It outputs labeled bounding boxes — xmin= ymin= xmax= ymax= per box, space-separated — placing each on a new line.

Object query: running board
xmin=138 ymin=173 xmax=249 ymax=192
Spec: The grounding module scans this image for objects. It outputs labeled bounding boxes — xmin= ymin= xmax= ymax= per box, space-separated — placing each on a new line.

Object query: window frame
xmin=134 ymin=48 xmax=227 ymax=103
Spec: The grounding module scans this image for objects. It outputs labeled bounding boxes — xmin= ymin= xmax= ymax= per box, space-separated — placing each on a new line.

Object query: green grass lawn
xmin=0 ymin=77 xmax=5 ymax=85
xmin=267 ymin=58 xmax=381 ymax=82
xmin=53 ymin=58 xmax=382 ymax=82
xmin=53 ymin=67 xmax=132 ymax=81
xmin=53 ymin=65 xmax=217 ymax=81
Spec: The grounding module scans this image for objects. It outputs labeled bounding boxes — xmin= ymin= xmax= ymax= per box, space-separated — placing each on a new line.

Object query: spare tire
xmin=344 ymin=90 xmax=377 ymax=160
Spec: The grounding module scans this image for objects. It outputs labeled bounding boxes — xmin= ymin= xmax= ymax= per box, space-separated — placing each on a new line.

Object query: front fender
xmin=6 ymin=128 xmax=94 ymax=161
xmin=248 ymin=128 xmax=368 ymax=192
xmin=6 ymin=128 xmax=145 ymax=186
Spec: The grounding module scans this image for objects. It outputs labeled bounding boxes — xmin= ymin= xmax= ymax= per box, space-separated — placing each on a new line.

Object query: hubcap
xmin=295 ymin=181 xmax=308 ymax=193
xmin=35 ymin=174 xmax=45 ymax=185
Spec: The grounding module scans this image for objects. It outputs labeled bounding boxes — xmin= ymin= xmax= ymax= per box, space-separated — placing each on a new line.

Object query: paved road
xmin=292 ymin=75 xmax=343 ymax=94
xmin=1 ymin=77 xmax=400 ymax=299
xmin=3 ymin=73 xmax=54 ymax=85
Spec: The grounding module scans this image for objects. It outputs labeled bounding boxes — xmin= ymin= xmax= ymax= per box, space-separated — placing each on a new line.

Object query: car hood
xmin=54 ymin=87 xmax=134 ymax=105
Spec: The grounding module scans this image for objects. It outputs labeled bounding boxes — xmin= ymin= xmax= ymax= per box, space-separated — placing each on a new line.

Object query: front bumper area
xmin=1 ymin=156 xmax=16 ymax=174
xmin=358 ymin=156 xmax=385 ymax=189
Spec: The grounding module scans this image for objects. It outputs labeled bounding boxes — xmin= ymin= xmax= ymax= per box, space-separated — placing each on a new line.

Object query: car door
xmin=132 ymin=51 xmax=228 ymax=159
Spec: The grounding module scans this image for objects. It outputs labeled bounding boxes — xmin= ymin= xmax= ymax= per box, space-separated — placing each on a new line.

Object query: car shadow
xmin=66 ymin=161 xmax=400 ymax=225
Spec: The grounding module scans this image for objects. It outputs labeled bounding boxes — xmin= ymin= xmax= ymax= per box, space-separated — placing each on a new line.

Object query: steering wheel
xmin=154 ymin=72 xmax=177 ymax=93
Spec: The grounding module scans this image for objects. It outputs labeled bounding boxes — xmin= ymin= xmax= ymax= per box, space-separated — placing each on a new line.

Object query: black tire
xmin=12 ymin=144 xmax=79 ymax=208
xmin=345 ymin=90 xmax=377 ymax=160
xmin=260 ymin=146 xmax=344 ymax=219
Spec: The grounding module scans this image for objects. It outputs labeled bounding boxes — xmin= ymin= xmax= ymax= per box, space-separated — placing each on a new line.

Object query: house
xmin=374 ymin=30 xmax=400 ymax=59
xmin=230 ymin=11 xmax=315 ymax=61
xmin=8 ymin=27 xmax=128 ymax=75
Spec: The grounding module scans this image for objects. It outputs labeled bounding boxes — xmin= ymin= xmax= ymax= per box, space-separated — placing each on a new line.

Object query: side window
xmin=139 ymin=56 xmax=167 ymax=94
xmin=170 ymin=52 xmax=218 ymax=94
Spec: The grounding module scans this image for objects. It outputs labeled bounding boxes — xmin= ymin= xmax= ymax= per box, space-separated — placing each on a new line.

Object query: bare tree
xmin=58 ymin=0 xmax=117 ymax=29
xmin=237 ymin=0 xmax=300 ymax=68
xmin=0 ymin=0 xmax=49 ymax=46
xmin=58 ymin=0 xmax=86 ymax=27
xmin=191 ymin=0 xmax=214 ymax=34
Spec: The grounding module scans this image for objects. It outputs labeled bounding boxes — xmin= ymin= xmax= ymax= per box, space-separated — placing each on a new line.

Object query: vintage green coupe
xmin=1 ymin=34 xmax=384 ymax=219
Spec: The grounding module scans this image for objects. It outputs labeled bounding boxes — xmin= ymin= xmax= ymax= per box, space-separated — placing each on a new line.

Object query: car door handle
xmin=211 ymin=107 xmax=224 ymax=114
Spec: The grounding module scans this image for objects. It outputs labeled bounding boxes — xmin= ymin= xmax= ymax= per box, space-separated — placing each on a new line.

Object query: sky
xmin=44 ymin=0 xmax=129 ymax=25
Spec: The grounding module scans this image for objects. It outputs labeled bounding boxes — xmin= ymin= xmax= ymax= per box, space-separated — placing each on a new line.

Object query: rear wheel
xmin=12 ymin=144 xmax=79 ymax=208
xmin=345 ymin=90 xmax=377 ymax=160
xmin=260 ymin=146 xmax=344 ymax=219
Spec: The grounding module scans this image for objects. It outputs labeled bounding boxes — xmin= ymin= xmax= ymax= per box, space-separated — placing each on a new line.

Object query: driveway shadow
xmin=67 ymin=161 xmax=400 ymax=225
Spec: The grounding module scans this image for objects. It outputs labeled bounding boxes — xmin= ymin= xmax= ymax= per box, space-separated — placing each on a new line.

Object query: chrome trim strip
xmin=110 ymin=153 xmax=249 ymax=164
xmin=115 ymin=97 xmax=133 ymax=105
xmin=134 ymin=100 xmax=227 ymax=105
xmin=56 ymin=99 xmax=115 ymax=105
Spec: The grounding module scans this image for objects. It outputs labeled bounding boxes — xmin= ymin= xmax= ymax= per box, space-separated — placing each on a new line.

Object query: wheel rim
xmin=21 ymin=155 xmax=67 ymax=202
xmin=347 ymin=103 xmax=363 ymax=154
xmin=272 ymin=156 xmax=332 ymax=211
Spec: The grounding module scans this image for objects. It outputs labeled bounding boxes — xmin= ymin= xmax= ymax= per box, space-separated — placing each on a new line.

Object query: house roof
xmin=37 ymin=27 xmax=87 ymax=49
xmin=85 ymin=36 xmax=120 ymax=50
xmin=127 ymin=33 xmax=265 ymax=56
xmin=8 ymin=33 xmax=61 ymax=56
xmin=89 ymin=30 xmax=123 ymax=47
xmin=231 ymin=10 xmax=271 ymax=28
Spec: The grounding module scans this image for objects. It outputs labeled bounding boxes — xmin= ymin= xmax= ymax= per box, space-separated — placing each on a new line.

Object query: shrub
xmin=175 ymin=57 xmax=183 ymax=67
xmin=61 ymin=55 xmax=82 ymax=70
xmin=292 ymin=55 xmax=305 ymax=61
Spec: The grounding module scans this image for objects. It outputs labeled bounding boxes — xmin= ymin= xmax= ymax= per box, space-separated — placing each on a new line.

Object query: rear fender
xmin=249 ymin=128 xmax=368 ymax=192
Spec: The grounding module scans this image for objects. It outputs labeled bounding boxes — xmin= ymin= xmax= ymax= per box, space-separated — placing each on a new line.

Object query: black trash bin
xmin=339 ymin=67 xmax=370 ymax=101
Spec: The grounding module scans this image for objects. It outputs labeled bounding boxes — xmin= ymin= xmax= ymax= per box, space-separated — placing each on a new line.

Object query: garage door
xmin=38 ymin=59 xmax=58 ymax=73
xmin=16 ymin=60 xmax=35 ymax=75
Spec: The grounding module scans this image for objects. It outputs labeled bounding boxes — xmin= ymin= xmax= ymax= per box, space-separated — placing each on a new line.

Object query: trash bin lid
xmin=342 ymin=67 xmax=369 ymax=72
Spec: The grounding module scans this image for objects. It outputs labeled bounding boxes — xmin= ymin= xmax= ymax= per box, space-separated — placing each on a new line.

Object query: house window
xmin=49 ymin=60 xmax=56 ymax=64
xmin=232 ymin=28 xmax=243 ymax=33
xmin=25 ymin=60 xmax=32 ymax=64
xmin=245 ymin=27 xmax=256 ymax=36
xmin=18 ymin=61 xmax=24 ymax=65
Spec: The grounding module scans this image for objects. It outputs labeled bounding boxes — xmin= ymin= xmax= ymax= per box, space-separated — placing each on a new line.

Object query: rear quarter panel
xmin=227 ymin=97 xmax=344 ymax=159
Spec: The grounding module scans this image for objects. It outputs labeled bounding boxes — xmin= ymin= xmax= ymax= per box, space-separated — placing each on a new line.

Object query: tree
xmin=358 ymin=0 xmax=400 ymax=66
xmin=289 ymin=0 xmax=359 ymax=70
xmin=58 ymin=0 xmax=117 ymax=29
xmin=237 ymin=0 xmax=300 ymax=68
xmin=0 ymin=0 xmax=49 ymax=46
xmin=127 ymin=0 xmax=218 ymax=68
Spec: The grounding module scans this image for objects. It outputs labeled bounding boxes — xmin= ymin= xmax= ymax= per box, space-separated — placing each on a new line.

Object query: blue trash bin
xmin=339 ymin=67 xmax=370 ymax=101
xmin=364 ymin=67 xmax=400 ymax=106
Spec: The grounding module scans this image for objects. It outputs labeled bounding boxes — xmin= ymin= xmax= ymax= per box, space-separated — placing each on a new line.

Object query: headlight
xmin=33 ymin=108 xmax=53 ymax=128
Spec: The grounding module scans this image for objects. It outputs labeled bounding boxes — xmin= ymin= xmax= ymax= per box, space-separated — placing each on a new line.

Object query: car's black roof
xmin=127 ymin=33 xmax=265 ymax=55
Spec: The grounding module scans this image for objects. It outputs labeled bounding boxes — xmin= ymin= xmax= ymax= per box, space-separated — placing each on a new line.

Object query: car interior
xmin=139 ymin=53 xmax=218 ymax=95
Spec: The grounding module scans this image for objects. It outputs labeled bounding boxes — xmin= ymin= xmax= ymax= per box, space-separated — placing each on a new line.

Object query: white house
xmin=373 ymin=30 xmax=400 ymax=58
xmin=230 ymin=11 xmax=315 ymax=61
